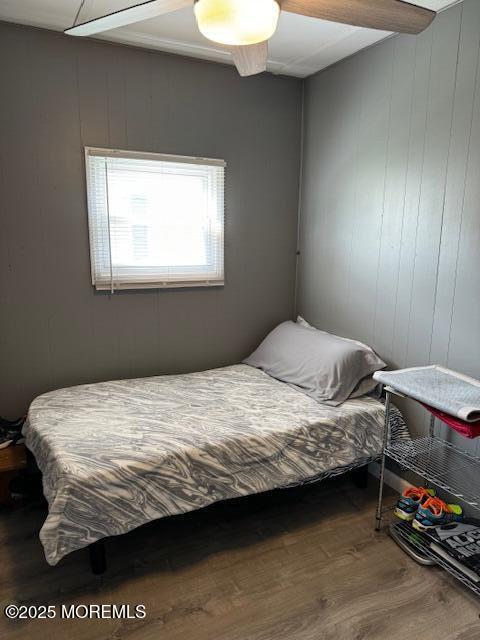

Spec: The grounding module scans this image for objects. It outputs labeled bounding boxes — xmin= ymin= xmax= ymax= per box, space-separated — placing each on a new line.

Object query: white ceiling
xmin=0 ymin=0 xmax=460 ymax=77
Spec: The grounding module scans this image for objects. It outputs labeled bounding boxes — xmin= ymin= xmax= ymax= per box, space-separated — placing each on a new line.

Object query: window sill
xmin=93 ymin=280 xmax=225 ymax=291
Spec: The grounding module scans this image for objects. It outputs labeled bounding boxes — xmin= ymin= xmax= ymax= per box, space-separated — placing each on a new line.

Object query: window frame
xmin=84 ymin=147 xmax=226 ymax=292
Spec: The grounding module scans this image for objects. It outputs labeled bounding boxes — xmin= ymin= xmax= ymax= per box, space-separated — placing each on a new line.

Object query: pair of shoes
xmin=394 ymin=486 xmax=435 ymax=521
xmin=0 ymin=416 xmax=26 ymax=449
xmin=395 ymin=486 xmax=463 ymax=531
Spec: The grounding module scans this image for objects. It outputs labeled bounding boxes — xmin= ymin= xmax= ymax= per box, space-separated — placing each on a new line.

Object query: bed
xmin=24 ymin=363 xmax=404 ymax=568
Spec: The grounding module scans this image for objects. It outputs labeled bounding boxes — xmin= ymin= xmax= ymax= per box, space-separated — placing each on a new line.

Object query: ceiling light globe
xmin=194 ymin=0 xmax=280 ymax=46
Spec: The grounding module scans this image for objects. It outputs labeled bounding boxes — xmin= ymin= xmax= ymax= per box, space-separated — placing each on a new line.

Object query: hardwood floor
xmin=1 ymin=477 xmax=479 ymax=640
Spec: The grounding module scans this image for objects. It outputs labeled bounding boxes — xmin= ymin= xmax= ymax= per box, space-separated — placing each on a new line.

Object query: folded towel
xmin=420 ymin=403 xmax=480 ymax=439
xmin=373 ymin=366 xmax=480 ymax=423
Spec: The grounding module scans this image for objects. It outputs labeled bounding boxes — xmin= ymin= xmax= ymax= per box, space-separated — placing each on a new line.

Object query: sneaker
xmin=0 ymin=432 xmax=14 ymax=449
xmin=412 ymin=497 xmax=463 ymax=531
xmin=0 ymin=430 xmax=25 ymax=449
xmin=0 ymin=416 xmax=26 ymax=449
xmin=394 ymin=486 xmax=435 ymax=522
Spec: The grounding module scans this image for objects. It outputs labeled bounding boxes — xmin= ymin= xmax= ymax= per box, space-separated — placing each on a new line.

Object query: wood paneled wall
xmin=0 ymin=23 xmax=302 ymax=417
xmin=297 ymin=0 xmax=480 ymax=444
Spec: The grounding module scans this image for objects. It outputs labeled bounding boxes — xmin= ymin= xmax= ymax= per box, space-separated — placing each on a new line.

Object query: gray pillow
xmin=348 ymin=375 xmax=380 ymax=399
xmin=244 ymin=321 xmax=385 ymax=406
xmin=296 ymin=316 xmax=380 ymax=399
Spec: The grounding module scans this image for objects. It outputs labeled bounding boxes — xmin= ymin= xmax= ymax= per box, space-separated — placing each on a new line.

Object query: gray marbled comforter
xmin=24 ymin=364 xmax=399 ymax=566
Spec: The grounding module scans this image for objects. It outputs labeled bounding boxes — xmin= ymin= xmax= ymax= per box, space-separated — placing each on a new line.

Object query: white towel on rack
xmin=374 ymin=366 xmax=480 ymax=423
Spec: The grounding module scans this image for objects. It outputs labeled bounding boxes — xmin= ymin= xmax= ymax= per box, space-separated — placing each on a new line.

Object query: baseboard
xmin=368 ymin=462 xmax=410 ymax=494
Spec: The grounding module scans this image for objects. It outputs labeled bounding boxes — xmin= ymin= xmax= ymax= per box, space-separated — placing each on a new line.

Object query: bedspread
xmin=24 ymin=364 xmax=397 ymax=565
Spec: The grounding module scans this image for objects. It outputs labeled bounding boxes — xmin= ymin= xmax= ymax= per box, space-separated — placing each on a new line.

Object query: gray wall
xmin=0 ymin=22 xmax=302 ymax=417
xmin=297 ymin=0 xmax=480 ymax=444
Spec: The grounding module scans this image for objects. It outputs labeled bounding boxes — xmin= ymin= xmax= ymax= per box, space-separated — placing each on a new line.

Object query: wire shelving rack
xmin=375 ymin=386 xmax=480 ymax=599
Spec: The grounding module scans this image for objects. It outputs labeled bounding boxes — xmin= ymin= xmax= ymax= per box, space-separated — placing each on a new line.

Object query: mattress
xmin=24 ymin=364 xmax=397 ymax=566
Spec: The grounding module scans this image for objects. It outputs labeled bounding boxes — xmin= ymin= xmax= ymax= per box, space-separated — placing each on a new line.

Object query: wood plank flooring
xmin=1 ymin=477 xmax=479 ymax=640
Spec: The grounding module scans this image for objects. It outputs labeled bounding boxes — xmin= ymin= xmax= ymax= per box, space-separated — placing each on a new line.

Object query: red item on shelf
xmin=421 ymin=403 xmax=480 ymax=439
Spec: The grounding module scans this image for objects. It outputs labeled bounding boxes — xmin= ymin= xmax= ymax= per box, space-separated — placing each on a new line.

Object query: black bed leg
xmin=351 ymin=465 xmax=369 ymax=490
xmin=89 ymin=540 xmax=107 ymax=575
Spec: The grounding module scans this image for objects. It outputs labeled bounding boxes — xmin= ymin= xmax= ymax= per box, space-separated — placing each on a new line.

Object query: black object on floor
xmin=89 ymin=540 xmax=107 ymax=575
xmin=9 ymin=472 xmax=44 ymax=501
xmin=350 ymin=465 xmax=369 ymax=489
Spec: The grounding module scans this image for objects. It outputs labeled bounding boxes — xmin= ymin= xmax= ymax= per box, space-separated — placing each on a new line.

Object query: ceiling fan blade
xmin=281 ymin=0 xmax=436 ymax=35
xmin=65 ymin=0 xmax=191 ymax=36
xmin=230 ymin=42 xmax=269 ymax=77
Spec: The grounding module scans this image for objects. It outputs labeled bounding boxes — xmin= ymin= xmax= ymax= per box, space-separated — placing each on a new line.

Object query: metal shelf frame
xmin=386 ymin=436 xmax=480 ymax=508
xmin=390 ymin=522 xmax=480 ymax=598
xmin=375 ymin=386 xmax=480 ymax=597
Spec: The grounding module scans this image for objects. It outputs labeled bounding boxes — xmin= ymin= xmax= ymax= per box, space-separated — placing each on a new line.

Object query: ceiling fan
xmin=65 ymin=0 xmax=436 ymax=77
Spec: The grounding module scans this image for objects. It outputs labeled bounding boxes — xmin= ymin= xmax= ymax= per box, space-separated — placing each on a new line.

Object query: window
xmin=85 ymin=147 xmax=225 ymax=291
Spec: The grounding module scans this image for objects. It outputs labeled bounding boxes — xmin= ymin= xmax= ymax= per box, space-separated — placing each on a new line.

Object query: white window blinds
xmin=85 ymin=147 xmax=225 ymax=291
